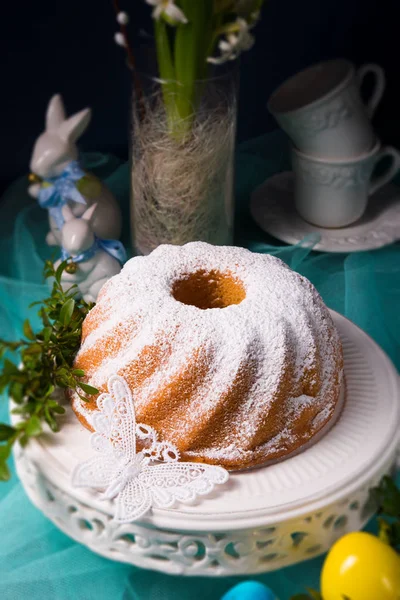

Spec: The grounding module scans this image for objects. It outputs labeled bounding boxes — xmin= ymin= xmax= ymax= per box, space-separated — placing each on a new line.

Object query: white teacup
xmin=292 ymin=142 xmax=400 ymax=228
xmin=268 ymin=60 xmax=385 ymax=159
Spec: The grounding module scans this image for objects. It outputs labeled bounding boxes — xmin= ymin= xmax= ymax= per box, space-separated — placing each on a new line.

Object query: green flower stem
xmin=174 ymin=0 xmax=213 ymax=132
xmin=154 ymin=0 xmax=215 ymax=140
xmin=154 ymin=19 xmax=181 ymax=136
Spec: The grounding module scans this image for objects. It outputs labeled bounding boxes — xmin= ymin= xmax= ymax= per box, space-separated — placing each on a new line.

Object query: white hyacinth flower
xmin=207 ymin=18 xmax=254 ymax=65
xmin=145 ymin=0 xmax=188 ymax=25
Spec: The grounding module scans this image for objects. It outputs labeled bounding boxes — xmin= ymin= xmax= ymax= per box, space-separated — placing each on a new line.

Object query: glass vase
xmin=130 ymin=67 xmax=238 ymax=256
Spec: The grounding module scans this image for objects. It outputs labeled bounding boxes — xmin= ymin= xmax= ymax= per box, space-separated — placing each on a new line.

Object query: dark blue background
xmin=0 ymin=0 xmax=399 ymax=192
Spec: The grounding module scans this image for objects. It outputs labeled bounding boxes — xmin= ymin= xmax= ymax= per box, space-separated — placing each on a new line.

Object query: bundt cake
xmin=71 ymin=242 xmax=344 ymax=470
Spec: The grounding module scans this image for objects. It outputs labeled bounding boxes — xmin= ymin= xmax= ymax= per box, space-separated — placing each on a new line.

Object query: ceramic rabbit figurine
xmin=29 ymin=94 xmax=122 ymax=246
xmin=55 ymin=203 xmax=126 ymax=303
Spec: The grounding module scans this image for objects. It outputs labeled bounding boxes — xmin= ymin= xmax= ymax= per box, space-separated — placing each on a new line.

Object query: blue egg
xmin=220 ymin=581 xmax=278 ymax=600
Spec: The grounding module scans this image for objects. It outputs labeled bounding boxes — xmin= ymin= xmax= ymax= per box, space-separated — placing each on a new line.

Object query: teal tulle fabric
xmin=0 ymin=133 xmax=399 ymax=600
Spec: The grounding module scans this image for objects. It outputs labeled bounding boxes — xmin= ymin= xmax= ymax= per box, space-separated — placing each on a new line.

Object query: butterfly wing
xmin=114 ymin=478 xmax=152 ymax=523
xmin=139 ymin=462 xmax=229 ymax=509
xmin=72 ymin=455 xmax=119 ymax=489
xmin=101 ymin=375 xmax=137 ymax=460
xmin=73 ymin=376 xmax=137 ymax=491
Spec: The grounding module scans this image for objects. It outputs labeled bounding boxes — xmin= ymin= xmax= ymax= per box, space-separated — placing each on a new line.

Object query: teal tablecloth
xmin=0 ymin=132 xmax=399 ymax=600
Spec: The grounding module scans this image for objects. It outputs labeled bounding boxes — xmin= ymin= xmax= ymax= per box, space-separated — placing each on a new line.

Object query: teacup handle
xmin=369 ymin=146 xmax=400 ymax=196
xmin=356 ymin=63 xmax=386 ymax=119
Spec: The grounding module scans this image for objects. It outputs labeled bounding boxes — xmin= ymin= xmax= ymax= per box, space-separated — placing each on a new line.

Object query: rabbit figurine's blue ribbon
xmin=61 ymin=236 xmax=127 ymax=265
xmin=38 ymin=161 xmax=87 ymax=228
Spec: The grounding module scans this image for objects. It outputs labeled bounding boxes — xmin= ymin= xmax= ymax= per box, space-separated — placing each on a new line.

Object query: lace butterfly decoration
xmin=72 ymin=375 xmax=229 ymax=523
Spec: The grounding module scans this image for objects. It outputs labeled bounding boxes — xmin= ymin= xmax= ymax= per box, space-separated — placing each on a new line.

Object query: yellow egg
xmin=321 ymin=532 xmax=400 ymax=600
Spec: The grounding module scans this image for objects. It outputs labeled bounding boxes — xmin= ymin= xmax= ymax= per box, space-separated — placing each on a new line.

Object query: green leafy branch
xmin=0 ymin=261 xmax=98 ymax=481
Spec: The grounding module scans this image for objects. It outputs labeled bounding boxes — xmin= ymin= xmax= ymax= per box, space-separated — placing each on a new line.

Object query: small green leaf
xmin=23 ymin=319 xmax=36 ymax=341
xmin=23 ymin=344 xmax=42 ymax=356
xmin=48 ymin=420 xmax=60 ymax=433
xmin=10 ymin=381 xmax=24 ymax=403
xmin=65 ymin=284 xmax=79 ymax=295
xmin=59 ymin=298 xmax=75 ymax=326
xmin=378 ymin=517 xmax=392 ymax=545
xmin=29 ymin=300 xmax=41 ymax=308
xmin=77 ymin=393 xmax=91 ymax=403
xmin=42 ymin=327 xmax=52 ymax=343
xmin=0 ymin=445 xmax=11 ymax=460
xmin=46 ymin=399 xmax=60 ymax=408
xmin=19 ymin=434 xmax=29 ymax=448
xmin=377 ymin=476 xmax=400 ymax=517
xmin=55 ymin=261 xmax=67 ymax=284
xmin=3 ymin=359 xmax=19 ymax=376
xmin=72 ymin=369 xmax=85 ymax=377
xmin=40 ymin=308 xmax=51 ymax=327
xmin=44 ymin=408 xmax=59 ymax=432
xmin=25 ymin=416 xmax=42 ymax=437
xmin=11 ymin=407 xmax=27 ymax=415
xmin=55 ymin=367 xmax=68 ymax=377
xmin=44 ymin=259 xmax=55 ymax=277
xmin=0 ymin=424 xmax=16 ymax=441
xmin=79 ymin=383 xmax=99 ymax=396
xmin=0 ymin=460 xmax=11 ymax=481
xmin=46 ymin=399 xmax=65 ymax=414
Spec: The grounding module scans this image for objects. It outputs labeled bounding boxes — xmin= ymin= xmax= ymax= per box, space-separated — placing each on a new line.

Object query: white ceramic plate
xmin=251 ymin=172 xmax=400 ymax=252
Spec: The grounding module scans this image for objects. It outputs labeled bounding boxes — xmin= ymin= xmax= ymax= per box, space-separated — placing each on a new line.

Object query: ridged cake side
xmin=71 ymin=242 xmax=343 ymax=470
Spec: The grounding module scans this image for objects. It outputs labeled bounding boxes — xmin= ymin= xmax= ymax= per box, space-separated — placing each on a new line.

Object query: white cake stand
xmin=251 ymin=172 xmax=400 ymax=252
xmin=14 ymin=312 xmax=400 ymax=577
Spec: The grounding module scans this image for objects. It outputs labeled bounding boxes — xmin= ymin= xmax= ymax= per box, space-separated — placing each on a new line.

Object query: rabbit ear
xmin=58 ymin=108 xmax=91 ymax=144
xmin=62 ymin=203 xmax=75 ymax=222
xmin=46 ymin=94 xmax=66 ymax=131
xmin=81 ymin=203 xmax=97 ymax=222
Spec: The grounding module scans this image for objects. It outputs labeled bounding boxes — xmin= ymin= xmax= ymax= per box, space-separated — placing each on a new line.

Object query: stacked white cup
xmin=268 ymin=59 xmax=400 ymax=228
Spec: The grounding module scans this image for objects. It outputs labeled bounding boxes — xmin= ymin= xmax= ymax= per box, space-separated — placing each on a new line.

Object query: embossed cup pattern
xmin=269 ymin=60 xmax=385 ymax=159
xmin=292 ymin=144 xmax=400 ymax=228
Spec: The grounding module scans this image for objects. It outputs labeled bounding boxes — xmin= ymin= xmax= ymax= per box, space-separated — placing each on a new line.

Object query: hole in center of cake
xmin=172 ymin=269 xmax=246 ymax=309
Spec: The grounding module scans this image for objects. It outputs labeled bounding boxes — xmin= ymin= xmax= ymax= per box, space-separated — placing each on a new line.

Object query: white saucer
xmin=14 ymin=312 xmax=400 ymax=576
xmin=251 ymin=172 xmax=400 ymax=253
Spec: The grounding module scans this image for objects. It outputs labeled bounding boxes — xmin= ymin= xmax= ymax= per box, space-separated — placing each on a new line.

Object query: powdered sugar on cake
xmin=71 ymin=242 xmax=343 ymax=470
